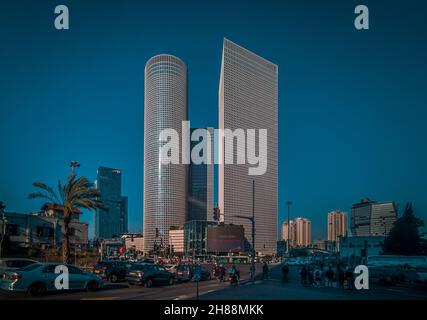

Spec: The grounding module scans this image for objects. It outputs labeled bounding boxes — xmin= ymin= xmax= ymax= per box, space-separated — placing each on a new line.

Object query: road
xmin=1 ymin=263 xmax=426 ymax=300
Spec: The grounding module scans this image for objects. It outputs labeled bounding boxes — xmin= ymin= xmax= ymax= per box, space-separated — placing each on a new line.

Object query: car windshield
xmin=96 ymin=262 xmax=109 ymax=267
xmin=130 ymin=264 xmax=149 ymax=271
xmin=4 ymin=260 xmax=35 ymax=268
xmin=20 ymin=263 xmax=42 ymax=272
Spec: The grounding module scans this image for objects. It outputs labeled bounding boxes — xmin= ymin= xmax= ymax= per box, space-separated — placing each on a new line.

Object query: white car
xmin=0 ymin=258 xmax=38 ymax=274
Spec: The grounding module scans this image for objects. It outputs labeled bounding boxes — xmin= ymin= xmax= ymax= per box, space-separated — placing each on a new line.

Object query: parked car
xmin=138 ymin=258 xmax=155 ymax=264
xmin=0 ymin=258 xmax=38 ymax=274
xmin=93 ymin=260 xmax=130 ymax=283
xmin=164 ymin=264 xmax=176 ymax=272
xmin=172 ymin=264 xmax=211 ymax=282
xmin=126 ymin=264 xmax=174 ymax=287
xmin=0 ymin=263 xmax=104 ymax=296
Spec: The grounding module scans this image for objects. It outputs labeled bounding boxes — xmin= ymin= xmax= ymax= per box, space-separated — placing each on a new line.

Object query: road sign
xmin=192 ymin=273 xmax=201 ymax=282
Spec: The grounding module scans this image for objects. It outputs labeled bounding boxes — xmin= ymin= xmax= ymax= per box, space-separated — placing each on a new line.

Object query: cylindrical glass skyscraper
xmin=143 ymin=54 xmax=188 ymax=253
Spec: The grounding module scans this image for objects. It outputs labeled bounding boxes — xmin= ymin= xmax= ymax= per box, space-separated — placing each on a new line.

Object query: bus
xmin=214 ymin=256 xmax=250 ymax=264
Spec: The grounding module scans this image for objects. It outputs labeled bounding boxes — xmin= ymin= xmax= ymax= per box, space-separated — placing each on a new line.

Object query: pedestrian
xmin=300 ymin=265 xmax=308 ymax=286
xmin=282 ymin=263 xmax=289 ymax=282
xmin=313 ymin=267 xmax=323 ymax=288
xmin=307 ymin=266 xmax=314 ymax=286
xmin=345 ymin=266 xmax=355 ymax=290
xmin=325 ymin=265 xmax=335 ymax=288
xmin=262 ymin=262 xmax=269 ymax=280
xmin=337 ymin=265 xmax=345 ymax=289
xmin=320 ymin=265 xmax=325 ymax=288
xmin=219 ymin=264 xmax=226 ymax=282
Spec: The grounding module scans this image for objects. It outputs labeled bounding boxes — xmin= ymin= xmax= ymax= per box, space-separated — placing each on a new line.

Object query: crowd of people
xmin=297 ymin=262 xmax=356 ymax=289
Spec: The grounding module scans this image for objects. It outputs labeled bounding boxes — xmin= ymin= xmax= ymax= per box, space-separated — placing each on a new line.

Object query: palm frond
xmin=58 ymin=179 xmax=64 ymax=202
xmin=28 ymin=191 xmax=57 ymax=203
xmin=31 ymin=182 xmax=60 ymax=203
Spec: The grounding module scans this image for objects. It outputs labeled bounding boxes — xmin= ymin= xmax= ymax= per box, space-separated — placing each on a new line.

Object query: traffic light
xmin=213 ymin=207 xmax=220 ymax=221
xmin=155 ymin=227 xmax=159 ymax=238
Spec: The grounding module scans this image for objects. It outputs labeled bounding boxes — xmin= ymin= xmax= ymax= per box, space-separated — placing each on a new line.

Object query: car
xmin=138 ymin=258 xmax=155 ymax=264
xmin=0 ymin=258 xmax=39 ymax=274
xmin=0 ymin=262 xmax=104 ymax=296
xmin=126 ymin=263 xmax=175 ymax=287
xmin=173 ymin=264 xmax=211 ymax=282
xmin=164 ymin=264 xmax=176 ymax=272
xmin=93 ymin=260 xmax=130 ymax=283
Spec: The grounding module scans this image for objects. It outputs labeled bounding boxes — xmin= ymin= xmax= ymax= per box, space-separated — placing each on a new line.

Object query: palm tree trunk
xmin=63 ymin=218 xmax=71 ymax=264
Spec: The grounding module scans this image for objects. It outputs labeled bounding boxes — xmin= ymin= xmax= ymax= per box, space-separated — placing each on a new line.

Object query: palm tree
xmin=29 ymin=172 xmax=104 ymax=264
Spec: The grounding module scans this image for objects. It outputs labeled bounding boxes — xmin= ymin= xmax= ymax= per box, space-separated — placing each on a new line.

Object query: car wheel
xmin=28 ymin=282 xmax=47 ymax=297
xmin=145 ymin=278 xmax=153 ymax=288
xmin=86 ymin=281 xmax=99 ymax=292
xmin=168 ymin=277 xmax=174 ymax=285
xmin=110 ymin=273 xmax=118 ymax=283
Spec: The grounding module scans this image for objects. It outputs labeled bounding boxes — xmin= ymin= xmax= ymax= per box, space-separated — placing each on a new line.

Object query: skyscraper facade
xmin=120 ymin=196 xmax=128 ymax=234
xmin=282 ymin=220 xmax=296 ymax=248
xmin=187 ymin=127 xmax=214 ymax=222
xmin=218 ymin=39 xmax=278 ymax=254
xmin=327 ymin=210 xmax=348 ymax=242
xmin=144 ymin=54 xmax=188 ymax=253
xmin=94 ymin=167 xmax=127 ymax=239
xmin=351 ymin=198 xmax=397 ymax=236
xmin=294 ymin=217 xmax=311 ymax=247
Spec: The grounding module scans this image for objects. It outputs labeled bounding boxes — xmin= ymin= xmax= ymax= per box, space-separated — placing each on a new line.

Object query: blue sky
xmin=1 ymin=0 xmax=426 ymax=240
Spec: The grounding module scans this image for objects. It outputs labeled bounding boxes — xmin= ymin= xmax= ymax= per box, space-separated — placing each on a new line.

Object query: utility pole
xmin=234 ymin=180 xmax=256 ymax=284
xmin=285 ymin=201 xmax=292 ymax=256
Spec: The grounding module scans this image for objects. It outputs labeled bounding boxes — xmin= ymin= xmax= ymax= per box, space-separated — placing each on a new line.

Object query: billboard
xmin=206 ymin=224 xmax=245 ymax=253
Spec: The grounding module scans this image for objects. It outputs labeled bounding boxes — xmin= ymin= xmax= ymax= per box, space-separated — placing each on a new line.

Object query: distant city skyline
xmin=94 ymin=166 xmax=128 ymax=239
xmin=1 ymin=0 xmax=427 ymax=240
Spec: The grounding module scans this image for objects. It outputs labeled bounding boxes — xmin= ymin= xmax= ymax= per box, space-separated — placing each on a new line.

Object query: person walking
xmin=345 ymin=266 xmax=355 ymax=290
xmin=282 ymin=263 xmax=289 ymax=282
xmin=307 ymin=266 xmax=314 ymax=286
xmin=325 ymin=265 xmax=335 ymax=288
xmin=300 ymin=265 xmax=308 ymax=286
xmin=337 ymin=265 xmax=345 ymax=289
xmin=219 ymin=264 xmax=226 ymax=283
xmin=313 ymin=267 xmax=323 ymax=288
xmin=262 ymin=262 xmax=269 ymax=280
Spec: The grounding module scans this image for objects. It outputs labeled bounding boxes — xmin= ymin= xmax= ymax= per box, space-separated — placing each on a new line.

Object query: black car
xmin=126 ymin=264 xmax=175 ymax=287
xmin=93 ymin=261 xmax=130 ymax=283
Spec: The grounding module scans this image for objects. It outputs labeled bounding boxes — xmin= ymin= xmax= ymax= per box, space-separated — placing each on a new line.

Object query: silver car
xmin=0 ymin=258 xmax=38 ymax=274
xmin=0 ymin=262 xmax=104 ymax=296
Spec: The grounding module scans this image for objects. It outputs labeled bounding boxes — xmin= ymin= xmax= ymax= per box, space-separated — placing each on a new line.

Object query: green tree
xmin=29 ymin=173 xmax=104 ymax=264
xmin=383 ymin=202 xmax=424 ymax=255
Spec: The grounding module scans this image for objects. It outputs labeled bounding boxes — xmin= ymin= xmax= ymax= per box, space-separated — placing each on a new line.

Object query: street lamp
xmin=70 ymin=160 xmax=80 ymax=173
xmin=285 ymin=201 xmax=292 ymax=255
